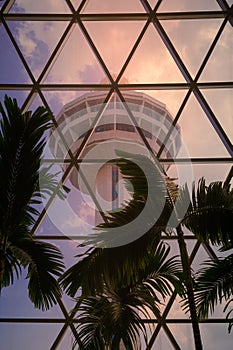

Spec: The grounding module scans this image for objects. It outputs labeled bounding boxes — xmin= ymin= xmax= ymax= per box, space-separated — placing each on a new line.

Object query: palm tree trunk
xmin=176 ymin=225 xmax=203 ymax=350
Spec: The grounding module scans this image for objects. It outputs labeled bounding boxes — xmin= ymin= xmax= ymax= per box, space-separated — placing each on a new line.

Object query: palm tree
xmin=67 ymin=242 xmax=184 ymax=349
xmin=60 ymin=154 xmax=184 ymax=349
xmin=61 ymin=152 xmax=232 ymax=349
xmin=0 ymin=95 xmax=67 ymax=310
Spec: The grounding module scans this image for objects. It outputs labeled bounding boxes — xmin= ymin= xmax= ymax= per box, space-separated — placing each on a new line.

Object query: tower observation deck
xmin=50 ymin=89 xmax=181 ymax=222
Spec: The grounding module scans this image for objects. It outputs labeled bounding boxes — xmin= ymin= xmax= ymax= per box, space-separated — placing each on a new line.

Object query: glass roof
xmin=0 ymin=0 xmax=232 ymax=349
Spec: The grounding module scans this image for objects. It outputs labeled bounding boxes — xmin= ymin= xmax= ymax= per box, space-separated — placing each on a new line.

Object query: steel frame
xmin=0 ymin=0 xmax=232 ymax=349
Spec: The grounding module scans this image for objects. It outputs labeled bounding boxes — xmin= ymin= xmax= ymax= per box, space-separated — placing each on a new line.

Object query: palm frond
xmin=60 ymin=240 xmax=184 ymax=306
xmin=74 ymin=286 xmax=156 ymax=350
xmin=73 ymin=296 xmax=110 ymax=350
xmin=182 ymin=178 xmax=233 ymax=245
xmin=141 ymin=243 xmax=184 ymax=299
xmin=115 ymin=150 xmax=165 ymax=200
xmin=194 ymin=254 xmax=233 ymax=319
xmin=12 ymin=239 xmax=64 ymax=310
xmin=60 ymin=225 xmax=159 ymax=297
xmin=2 ymin=248 xmax=22 ymax=287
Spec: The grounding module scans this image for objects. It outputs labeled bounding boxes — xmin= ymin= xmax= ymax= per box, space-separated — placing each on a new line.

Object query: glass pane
xmin=161 ymin=19 xmax=223 ymax=77
xmin=44 ymin=24 xmax=109 ymax=84
xmin=168 ymin=324 xmax=195 ymax=350
xmin=123 ymin=23 xmax=186 ymax=83
xmin=158 ymin=0 xmax=220 ymax=12
xmin=201 ymin=88 xmax=233 ymax=144
xmin=82 ymin=0 xmax=145 ymax=13
xmin=0 ymin=324 xmax=65 ymax=350
xmin=7 ymin=21 xmax=68 ymax=79
xmin=10 ymin=0 xmax=71 ymax=13
xmin=0 ymin=1 xmax=232 ymax=349
xmin=200 ymin=22 xmax=233 ymax=82
xmin=0 ymin=269 xmax=63 ymax=317
xmin=200 ymin=324 xmax=233 ymax=350
xmin=0 ymin=25 xmax=30 ymax=83
xmin=176 ymin=94 xmax=230 ymax=158
xmin=84 ymin=21 xmax=145 ymax=75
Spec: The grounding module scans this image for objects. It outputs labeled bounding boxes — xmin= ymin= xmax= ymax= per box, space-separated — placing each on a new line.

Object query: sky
xmin=0 ymin=0 xmax=233 ymax=349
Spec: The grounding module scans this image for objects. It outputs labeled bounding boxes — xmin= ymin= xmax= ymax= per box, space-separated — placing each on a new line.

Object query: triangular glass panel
xmin=121 ymin=89 xmax=183 ymax=162
xmin=44 ymin=24 xmax=109 ymax=84
xmin=201 ymin=89 xmax=233 ymax=144
xmin=199 ymin=22 xmax=233 ymax=82
xmin=81 ymin=0 xmax=145 ymax=13
xmin=70 ymin=0 xmax=82 ymax=11
xmin=147 ymin=0 xmax=160 ymax=9
xmin=158 ymin=0 xmax=220 ymax=12
xmin=0 ymin=323 xmax=65 ymax=350
xmin=168 ymin=324 xmax=195 ymax=350
xmin=150 ymin=327 xmax=179 ymax=350
xmin=123 ymin=23 xmax=186 ymax=83
xmin=0 ymin=25 xmax=31 ymax=83
xmin=161 ymin=19 xmax=223 ymax=77
xmin=0 ymin=269 xmax=63 ymax=317
xmin=176 ymin=94 xmax=230 ymax=158
xmin=84 ymin=20 xmax=145 ymax=76
xmin=7 ymin=21 xmax=68 ymax=79
xmin=9 ymin=0 xmax=71 ymax=13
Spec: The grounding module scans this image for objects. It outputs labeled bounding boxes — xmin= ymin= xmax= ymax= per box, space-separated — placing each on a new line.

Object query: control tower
xmin=50 ymin=89 xmax=181 ymax=223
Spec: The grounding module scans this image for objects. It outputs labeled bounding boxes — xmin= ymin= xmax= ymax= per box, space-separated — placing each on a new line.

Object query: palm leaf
xmin=182 ymin=178 xmax=233 ymax=245
xmin=194 ymin=254 xmax=233 ymax=319
xmin=11 ymin=239 xmax=64 ymax=310
xmin=60 ymin=240 xmax=183 ymax=302
xmin=74 ymin=287 xmax=156 ymax=350
xmin=140 ymin=243 xmax=184 ymax=299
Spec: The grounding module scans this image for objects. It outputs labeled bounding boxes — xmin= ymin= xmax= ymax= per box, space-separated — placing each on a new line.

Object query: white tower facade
xmin=51 ymin=90 xmax=181 ymax=222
